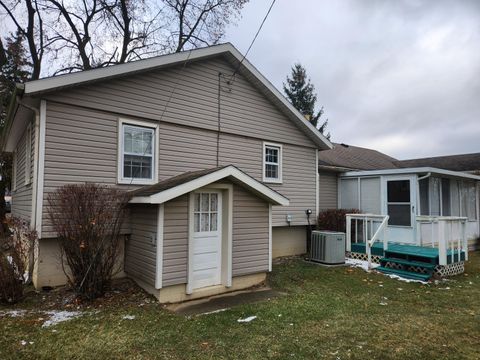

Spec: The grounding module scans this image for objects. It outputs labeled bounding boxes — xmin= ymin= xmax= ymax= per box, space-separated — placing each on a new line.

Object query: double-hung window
xmin=119 ymin=120 xmax=157 ymax=184
xmin=263 ymin=142 xmax=282 ymax=183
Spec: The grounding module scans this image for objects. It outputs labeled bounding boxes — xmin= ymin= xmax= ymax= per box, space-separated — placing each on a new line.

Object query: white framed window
xmin=118 ymin=118 xmax=159 ymax=185
xmin=263 ymin=142 xmax=282 ymax=183
xmin=24 ymin=124 xmax=32 ymax=185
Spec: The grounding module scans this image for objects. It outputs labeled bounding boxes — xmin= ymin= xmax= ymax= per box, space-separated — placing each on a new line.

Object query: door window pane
xmin=194 ymin=213 xmax=200 ymax=232
xmin=210 ymin=193 xmax=218 ymax=211
xmin=201 ymin=213 xmax=209 ymax=232
xmin=388 ymin=204 xmax=411 ymax=226
xmin=387 ymin=180 xmax=410 ymax=203
xmin=210 ymin=213 xmax=218 ymax=231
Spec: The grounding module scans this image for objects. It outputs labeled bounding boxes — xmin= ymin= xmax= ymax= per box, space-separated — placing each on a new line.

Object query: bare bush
xmin=47 ymin=183 xmax=128 ymax=300
xmin=0 ymin=217 xmax=38 ymax=304
xmin=317 ymin=209 xmax=360 ymax=233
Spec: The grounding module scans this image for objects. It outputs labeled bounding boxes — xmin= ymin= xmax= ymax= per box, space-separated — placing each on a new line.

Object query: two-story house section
xmin=2 ymin=43 xmax=331 ymax=302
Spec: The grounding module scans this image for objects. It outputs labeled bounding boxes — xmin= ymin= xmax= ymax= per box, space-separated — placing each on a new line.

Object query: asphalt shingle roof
xmin=317 ymin=143 xmax=399 ymax=170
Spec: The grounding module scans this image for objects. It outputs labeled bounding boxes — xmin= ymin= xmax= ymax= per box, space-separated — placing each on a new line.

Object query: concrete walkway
xmin=167 ymin=287 xmax=285 ymax=316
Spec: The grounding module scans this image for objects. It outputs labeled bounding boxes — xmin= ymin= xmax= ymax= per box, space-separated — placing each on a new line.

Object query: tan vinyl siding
xmin=45 ymin=57 xmax=315 ymax=148
xmin=12 ymin=123 xmax=35 ymax=222
xmin=319 ymin=171 xmax=338 ymax=210
xmin=41 ymin=102 xmax=316 ymax=237
xmin=161 ymin=185 xmax=269 ymax=286
xmin=232 ymin=185 xmax=269 ymax=276
xmin=268 ymin=144 xmax=317 ymax=226
xmin=40 ymin=54 xmax=319 ymax=236
xmin=219 ymin=133 xmax=317 ymax=226
xmin=162 ymin=195 xmax=189 ymax=286
xmin=125 ymin=204 xmax=157 ymax=286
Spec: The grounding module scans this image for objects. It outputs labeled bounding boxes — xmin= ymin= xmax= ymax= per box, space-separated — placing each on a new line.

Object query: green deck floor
xmin=350 ymin=242 xmax=466 ymax=264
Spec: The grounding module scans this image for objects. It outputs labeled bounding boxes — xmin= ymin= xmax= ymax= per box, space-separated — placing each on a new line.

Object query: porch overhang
xmin=340 ymin=167 xmax=480 ymax=181
xmin=129 ymin=165 xmax=290 ymax=206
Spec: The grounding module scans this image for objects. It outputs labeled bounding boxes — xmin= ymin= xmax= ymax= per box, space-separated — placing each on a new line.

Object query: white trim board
xmin=35 ymin=100 xmax=47 ymax=236
xmin=155 ymin=203 xmax=165 ymax=289
xmin=20 ymin=43 xmax=331 ymax=150
xmin=130 ymin=165 xmax=289 ymax=206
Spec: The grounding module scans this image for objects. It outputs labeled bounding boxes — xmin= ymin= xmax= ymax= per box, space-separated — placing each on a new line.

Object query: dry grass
xmin=1 ymin=252 xmax=480 ymax=359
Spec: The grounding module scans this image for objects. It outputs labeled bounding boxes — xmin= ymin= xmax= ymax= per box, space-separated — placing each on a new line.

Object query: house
xmin=397 ymin=152 xmax=480 ymax=175
xmin=2 ymin=43 xmax=332 ymax=302
xmin=318 ymin=144 xmax=480 ymax=280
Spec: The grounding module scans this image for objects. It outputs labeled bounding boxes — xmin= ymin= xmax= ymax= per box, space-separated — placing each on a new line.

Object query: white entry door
xmin=383 ymin=176 xmax=417 ymax=244
xmin=191 ymin=191 xmax=222 ymax=290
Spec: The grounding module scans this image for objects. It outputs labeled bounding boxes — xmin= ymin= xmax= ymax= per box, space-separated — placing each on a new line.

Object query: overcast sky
xmin=225 ymin=0 xmax=480 ymax=160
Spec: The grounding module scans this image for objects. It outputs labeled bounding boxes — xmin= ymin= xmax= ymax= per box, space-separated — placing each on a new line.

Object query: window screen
xmin=387 ymin=180 xmax=411 ymax=226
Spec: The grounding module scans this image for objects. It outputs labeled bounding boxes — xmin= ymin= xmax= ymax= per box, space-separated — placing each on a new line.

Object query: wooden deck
xmin=350 ymin=242 xmax=466 ymax=265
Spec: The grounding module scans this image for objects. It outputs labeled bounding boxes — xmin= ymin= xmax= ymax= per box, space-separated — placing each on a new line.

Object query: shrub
xmin=47 ymin=183 xmax=128 ymax=301
xmin=317 ymin=208 xmax=360 ymax=233
xmin=0 ymin=217 xmax=38 ymax=304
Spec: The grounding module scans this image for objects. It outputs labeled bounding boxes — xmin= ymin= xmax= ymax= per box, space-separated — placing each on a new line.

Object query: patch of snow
xmin=237 ymin=315 xmax=257 ymax=323
xmin=381 ymin=273 xmax=428 ymax=284
xmin=42 ymin=311 xmax=82 ymax=328
xmin=0 ymin=310 xmax=27 ymax=318
xmin=199 ymin=308 xmax=228 ymax=316
xmin=122 ymin=315 xmax=136 ymax=320
xmin=345 ymin=258 xmax=380 ymax=271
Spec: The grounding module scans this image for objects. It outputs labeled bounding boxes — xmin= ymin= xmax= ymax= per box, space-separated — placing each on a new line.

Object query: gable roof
xmin=396 ymin=153 xmax=480 ymax=173
xmin=317 ymin=143 xmax=398 ymax=171
xmin=8 ymin=43 xmax=331 ymax=151
xmin=129 ymin=165 xmax=289 ymax=206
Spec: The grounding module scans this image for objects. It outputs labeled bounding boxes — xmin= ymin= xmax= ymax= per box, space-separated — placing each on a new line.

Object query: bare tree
xmin=164 ymin=0 xmax=248 ymax=53
xmin=0 ymin=0 xmax=248 ymax=77
xmin=0 ymin=0 xmax=46 ymax=80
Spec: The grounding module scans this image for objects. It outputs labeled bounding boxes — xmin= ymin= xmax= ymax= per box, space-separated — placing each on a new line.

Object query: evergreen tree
xmin=0 ymin=31 xmax=31 ymax=237
xmin=283 ymin=63 xmax=330 ymax=139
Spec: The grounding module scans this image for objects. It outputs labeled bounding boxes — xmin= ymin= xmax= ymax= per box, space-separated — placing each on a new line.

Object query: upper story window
xmin=118 ymin=119 xmax=158 ymax=185
xmin=263 ymin=142 xmax=282 ymax=183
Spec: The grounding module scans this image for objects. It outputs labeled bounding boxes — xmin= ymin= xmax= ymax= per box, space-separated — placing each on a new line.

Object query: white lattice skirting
xmin=346 ymin=252 xmax=465 ymax=278
xmin=346 ymin=252 xmax=381 ymax=264
xmin=435 ymin=262 xmax=465 ymax=277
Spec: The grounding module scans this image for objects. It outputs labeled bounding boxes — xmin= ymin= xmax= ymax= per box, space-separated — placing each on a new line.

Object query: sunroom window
xmin=121 ymin=124 xmax=155 ymax=183
xmin=263 ymin=143 xmax=282 ymax=183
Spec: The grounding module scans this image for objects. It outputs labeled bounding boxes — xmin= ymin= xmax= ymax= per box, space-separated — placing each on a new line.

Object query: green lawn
xmin=2 ymin=253 xmax=480 ymax=360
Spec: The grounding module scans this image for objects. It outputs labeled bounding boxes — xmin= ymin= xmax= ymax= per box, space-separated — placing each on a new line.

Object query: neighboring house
xmin=396 ymin=152 xmax=480 ymax=175
xmin=318 ymin=145 xmax=480 ymax=248
xmin=317 ymin=143 xmax=400 ymax=211
xmin=2 ymin=43 xmax=331 ymax=302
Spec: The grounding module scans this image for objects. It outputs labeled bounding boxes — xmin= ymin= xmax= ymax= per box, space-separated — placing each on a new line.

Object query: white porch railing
xmin=346 ymin=214 xmax=389 ymax=270
xmin=416 ymin=216 xmax=468 ymax=265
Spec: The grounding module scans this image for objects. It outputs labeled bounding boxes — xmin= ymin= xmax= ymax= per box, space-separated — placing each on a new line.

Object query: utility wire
xmin=231 ymin=0 xmax=276 ymax=77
